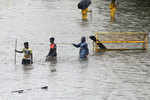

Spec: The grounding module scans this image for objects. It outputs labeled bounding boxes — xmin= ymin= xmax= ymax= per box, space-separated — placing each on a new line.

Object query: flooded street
xmin=0 ymin=0 xmax=150 ymax=99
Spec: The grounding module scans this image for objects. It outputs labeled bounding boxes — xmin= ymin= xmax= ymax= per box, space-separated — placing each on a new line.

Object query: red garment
xmin=50 ymin=44 xmax=55 ymax=49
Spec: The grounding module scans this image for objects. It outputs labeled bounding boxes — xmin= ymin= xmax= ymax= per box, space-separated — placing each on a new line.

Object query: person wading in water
xmin=15 ymin=42 xmax=33 ymax=65
xmin=72 ymin=36 xmax=89 ymax=58
xmin=78 ymin=0 xmax=91 ymax=20
xmin=46 ymin=37 xmax=57 ymax=61
xmin=109 ymin=0 xmax=117 ymax=22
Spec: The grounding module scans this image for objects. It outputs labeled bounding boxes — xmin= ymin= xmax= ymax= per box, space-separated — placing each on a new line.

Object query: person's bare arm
xmin=15 ymin=49 xmax=23 ymax=53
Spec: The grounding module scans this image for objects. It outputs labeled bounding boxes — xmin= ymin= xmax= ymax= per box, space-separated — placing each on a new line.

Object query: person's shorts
xmin=22 ymin=59 xmax=32 ymax=65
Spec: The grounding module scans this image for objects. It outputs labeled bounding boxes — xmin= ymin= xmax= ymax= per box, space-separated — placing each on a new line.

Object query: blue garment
xmin=73 ymin=42 xmax=89 ymax=58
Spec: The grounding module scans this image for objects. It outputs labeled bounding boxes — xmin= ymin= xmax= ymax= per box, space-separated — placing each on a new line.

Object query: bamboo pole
xmin=14 ymin=39 xmax=17 ymax=64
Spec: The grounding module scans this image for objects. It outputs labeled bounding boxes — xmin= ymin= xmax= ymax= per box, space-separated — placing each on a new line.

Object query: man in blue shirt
xmin=72 ymin=36 xmax=89 ymax=58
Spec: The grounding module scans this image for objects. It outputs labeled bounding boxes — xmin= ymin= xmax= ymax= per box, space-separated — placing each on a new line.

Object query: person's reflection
xmin=49 ymin=58 xmax=57 ymax=72
xmin=22 ymin=65 xmax=33 ymax=71
xmin=79 ymin=57 xmax=89 ymax=72
xmin=22 ymin=65 xmax=33 ymax=79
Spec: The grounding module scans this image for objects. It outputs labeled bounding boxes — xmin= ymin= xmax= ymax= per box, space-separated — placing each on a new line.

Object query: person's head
xmin=81 ymin=36 xmax=86 ymax=43
xmin=50 ymin=37 xmax=55 ymax=43
xmin=24 ymin=42 xmax=29 ymax=49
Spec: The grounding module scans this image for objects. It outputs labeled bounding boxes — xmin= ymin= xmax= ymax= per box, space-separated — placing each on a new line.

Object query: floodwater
xmin=0 ymin=0 xmax=150 ymax=99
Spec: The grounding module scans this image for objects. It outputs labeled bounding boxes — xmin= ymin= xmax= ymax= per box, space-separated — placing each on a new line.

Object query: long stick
xmin=15 ymin=39 xmax=17 ymax=64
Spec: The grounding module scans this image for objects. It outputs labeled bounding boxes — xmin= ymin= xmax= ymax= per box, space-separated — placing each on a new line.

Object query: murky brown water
xmin=0 ymin=0 xmax=150 ymax=99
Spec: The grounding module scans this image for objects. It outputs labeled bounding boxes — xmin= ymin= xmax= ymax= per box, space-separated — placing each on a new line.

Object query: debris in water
xmin=41 ymin=86 xmax=48 ymax=89
xmin=12 ymin=90 xmax=24 ymax=94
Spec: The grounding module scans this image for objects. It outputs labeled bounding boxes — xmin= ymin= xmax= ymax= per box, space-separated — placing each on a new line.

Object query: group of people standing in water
xmin=15 ymin=37 xmax=57 ymax=65
xmin=15 ymin=0 xmax=118 ymax=65
xmin=15 ymin=35 xmax=106 ymax=65
xmin=78 ymin=0 xmax=118 ymax=22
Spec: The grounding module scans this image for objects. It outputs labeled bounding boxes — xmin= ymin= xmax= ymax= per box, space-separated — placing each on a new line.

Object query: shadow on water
xmin=94 ymin=51 xmax=106 ymax=56
xmin=117 ymin=50 xmax=148 ymax=55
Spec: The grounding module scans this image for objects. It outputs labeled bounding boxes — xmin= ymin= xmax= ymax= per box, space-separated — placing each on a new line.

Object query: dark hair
xmin=24 ymin=42 xmax=29 ymax=45
xmin=81 ymin=36 xmax=86 ymax=42
xmin=50 ymin=37 xmax=55 ymax=41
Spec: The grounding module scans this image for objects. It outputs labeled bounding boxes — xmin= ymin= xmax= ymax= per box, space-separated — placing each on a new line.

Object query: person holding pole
xmin=15 ymin=42 xmax=33 ymax=65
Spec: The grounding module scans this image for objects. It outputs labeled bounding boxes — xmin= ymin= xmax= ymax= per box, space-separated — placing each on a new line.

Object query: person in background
xmin=72 ymin=36 xmax=89 ymax=58
xmin=78 ymin=0 xmax=91 ymax=20
xmin=89 ymin=35 xmax=107 ymax=49
xmin=46 ymin=37 xmax=57 ymax=61
xmin=109 ymin=0 xmax=117 ymax=22
xmin=15 ymin=42 xmax=33 ymax=65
